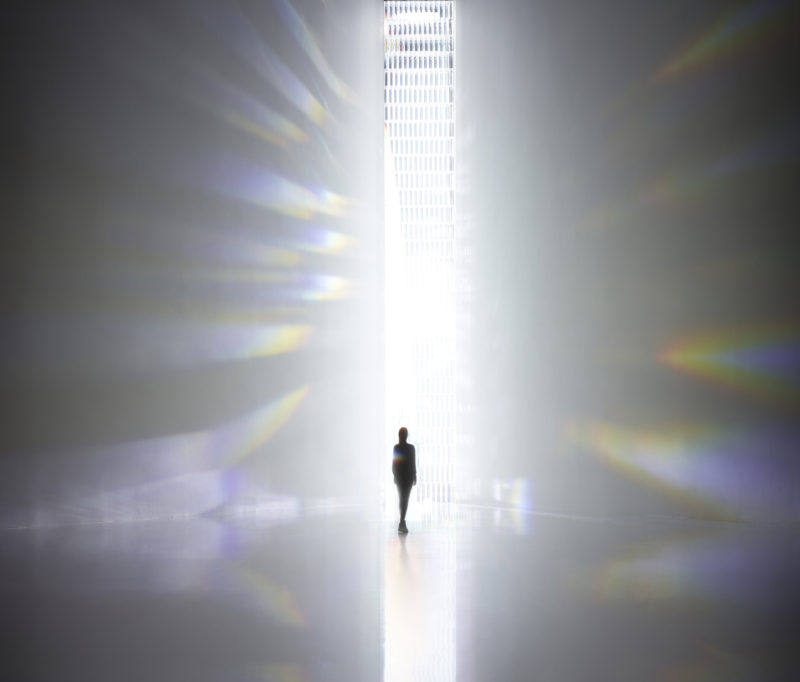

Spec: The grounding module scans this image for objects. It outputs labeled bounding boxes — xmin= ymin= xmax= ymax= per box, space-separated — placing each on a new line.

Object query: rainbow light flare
xmin=659 ymin=324 xmax=800 ymax=406
xmin=222 ymin=386 xmax=311 ymax=467
xmin=300 ymin=227 xmax=353 ymax=255
xmin=653 ymin=0 xmax=794 ymax=82
xmin=39 ymin=318 xmax=313 ymax=372
xmin=233 ymin=565 xmax=307 ymax=628
xmin=244 ymin=324 xmax=313 ymax=358
xmin=275 ymin=0 xmax=357 ymax=105
xmin=564 ymin=420 xmax=738 ymax=521
xmin=258 ymin=665 xmax=305 ymax=682
xmin=300 ymin=274 xmax=351 ymax=301
xmin=195 ymin=0 xmax=329 ymax=126
xmin=120 ymin=10 xmax=309 ymax=150
xmin=217 ymin=166 xmax=351 ymax=220
xmin=35 ymin=387 xmax=313 ymax=523
xmin=582 ymin=122 xmax=798 ymax=232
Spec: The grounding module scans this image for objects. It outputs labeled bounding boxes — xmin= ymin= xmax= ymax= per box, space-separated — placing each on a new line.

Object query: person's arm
xmin=411 ymin=445 xmax=417 ymax=485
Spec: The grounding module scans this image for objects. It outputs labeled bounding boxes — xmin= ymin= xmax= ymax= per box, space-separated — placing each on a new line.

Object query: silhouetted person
xmin=392 ymin=427 xmax=416 ymax=533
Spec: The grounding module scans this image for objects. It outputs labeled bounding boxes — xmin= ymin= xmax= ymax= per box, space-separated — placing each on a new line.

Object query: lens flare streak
xmin=565 ymin=420 xmax=739 ymax=521
xmin=653 ymin=0 xmax=795 ymax=82
xmin=659 ymin=324 xmax=800 ymax=405
xmin=275 ymin=0 xmax=357 ymax=104
xmin=195 ymin=0 xmax=329 ymax=126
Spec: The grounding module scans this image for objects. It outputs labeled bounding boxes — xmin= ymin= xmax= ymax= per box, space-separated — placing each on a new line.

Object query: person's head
xmin=398 ymin=427 xmax=408 ymax=444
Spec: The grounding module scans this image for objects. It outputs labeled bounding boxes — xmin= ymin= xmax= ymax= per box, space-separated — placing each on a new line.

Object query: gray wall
xmin=460 ymin=0 xmax=800 ymax=521
xmin=3 ymin=0 xmax=798 ymax=527
xmin=2 ymin=0 xmax=384 ymax=527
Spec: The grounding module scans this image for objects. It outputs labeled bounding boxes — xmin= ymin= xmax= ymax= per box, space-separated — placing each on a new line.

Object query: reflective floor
xmin=2 ymin=505 xmax=798 ymax=682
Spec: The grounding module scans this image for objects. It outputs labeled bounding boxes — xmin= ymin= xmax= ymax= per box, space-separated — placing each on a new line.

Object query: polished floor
xmin=2 ymin=504 xmax=798 ymax=682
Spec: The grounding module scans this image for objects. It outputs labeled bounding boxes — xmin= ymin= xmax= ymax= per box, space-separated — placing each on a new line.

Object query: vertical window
xmin=384 ymin=1 xmax=457 ymax=512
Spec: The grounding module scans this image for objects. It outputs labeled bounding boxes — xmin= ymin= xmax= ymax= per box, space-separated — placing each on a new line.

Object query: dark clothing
xmin=396 ymin=483 xmax=412 ymax=523
xmin=393 ymin=441 xmax=416 ymax=524
xmin=392 ymin=442 xmax=416 ymax=487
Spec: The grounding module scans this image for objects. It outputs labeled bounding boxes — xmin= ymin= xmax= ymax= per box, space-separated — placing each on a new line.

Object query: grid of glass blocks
xmin=385 ymin=0 xmax=456 ymax=506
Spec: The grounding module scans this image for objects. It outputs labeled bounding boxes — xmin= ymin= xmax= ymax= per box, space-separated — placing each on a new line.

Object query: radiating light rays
xmin=653 ymin=0 xmax=795 ymax=83
xmin=217 ymin=101 xmax=308 ymax=149
xmin=199 ymin=156 xmax=352 ymax=220
xmin=299 ymin=275 xmax=351 ymax=301
xmin=244 ymin=324 xmax=314 ymax=358
xmin=137 ymin=26 xmax=309 ymax=149
xmin=659 ymin=323 xmax=800 ymax=406
xmin=581 ymin=120 xmax=798 ymax=232
xmin=299 ymin=225 xmax=353 ymax=255
xmin=705 ymin=124 xmax=800 ymax=179
xmin=222 ymin=386 xmax=310 ymax=467
xmin=116 ymin=10 xmax=309 ymax=150
xmin=570 ymin=0 xmax=797 ymax=236
xmin=275 ymin=0 xmax=358 ymax=105
xmin=234 ymin=565 xmax=307 ymax=628
xmin=590 ymin=529 xmax=711 ymax=603
xmin=565 ymin=420 xmax=739 ymax=521
xmin=195 ymin=0 xmax=329 ymax=127
xmin=566 ymin=420 xmax=800 ymax=521
xmin=586 ymin=521 xmax=796 ymax=628
xmin=18 ymin=315 xmax=313 ymax=373
xmin=639 ymin=125 xmax=799 ymax=206
xmin=157 ymin=319 xmax=311 ymax=366
xmin=32 ymin=204 xmax=351 ymax=280
xmin=239 ymin=171 xmax=350 ymax=220
xmin=81 ymin=213 xmax=355 ymax=295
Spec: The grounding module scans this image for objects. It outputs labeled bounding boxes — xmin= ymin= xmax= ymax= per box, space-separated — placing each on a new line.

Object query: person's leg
xmin=396 ymin=484 xmax=403 ymax=520
xmin=398 ymin=484 xmax=411 ymax=523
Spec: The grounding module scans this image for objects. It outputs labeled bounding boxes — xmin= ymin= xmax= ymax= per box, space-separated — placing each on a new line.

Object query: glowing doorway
xmin=384 ymin=0 xmax=457 ymax=515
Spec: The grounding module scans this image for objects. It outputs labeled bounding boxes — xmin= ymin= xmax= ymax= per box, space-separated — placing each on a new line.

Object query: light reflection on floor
xmin=1 ymin=506 xmax=797 ymax=681
xmin=384 ymin=512 xmax=457 ymax=682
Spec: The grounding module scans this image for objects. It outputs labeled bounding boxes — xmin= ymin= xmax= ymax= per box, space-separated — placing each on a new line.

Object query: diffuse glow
xmin=384 ymin=6 xmax=458 ymax=682
xmin=384 ymin=0 xmax=458 ymax=507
